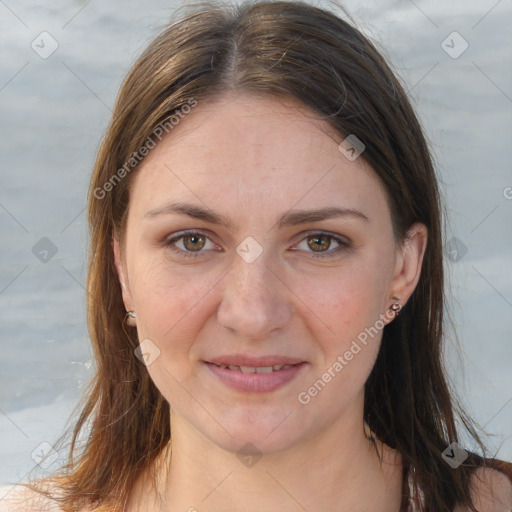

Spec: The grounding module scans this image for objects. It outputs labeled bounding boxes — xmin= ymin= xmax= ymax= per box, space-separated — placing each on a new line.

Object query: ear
xmin=112 ymin=232 xmax=134 ymax=313
xmin=389 ymin=222 xmax=428 ymax=306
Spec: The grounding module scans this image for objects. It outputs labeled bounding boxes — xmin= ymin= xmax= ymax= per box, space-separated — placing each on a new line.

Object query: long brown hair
xmin=21 ymin=1 xmax=510 ymax=510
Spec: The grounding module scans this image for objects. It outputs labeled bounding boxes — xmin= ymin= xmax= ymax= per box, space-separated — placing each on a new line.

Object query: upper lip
xmin=205 ymin=355 xmax=306 ymax=367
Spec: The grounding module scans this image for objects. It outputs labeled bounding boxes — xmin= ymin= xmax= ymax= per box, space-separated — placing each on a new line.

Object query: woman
xmin=2 ymin=0 xmax=511 ymax=510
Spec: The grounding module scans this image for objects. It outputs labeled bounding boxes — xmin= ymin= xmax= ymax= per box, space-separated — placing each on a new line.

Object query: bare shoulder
xmin=465 ymin=467 xmax=512 ymax=512
xmin=0 ymin=483 xmax=62 ymax=512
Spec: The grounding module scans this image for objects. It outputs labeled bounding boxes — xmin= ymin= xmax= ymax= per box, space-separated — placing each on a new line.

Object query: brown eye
xmin=293 ymin=232 xmax=350 ymax=260
xmin=164 ymin=231 xmax=216 ymax=257
xmin=182 ymin=233 xmax=206 ymax=251
xmin=307 ymin=234 xmax=332 ymax=252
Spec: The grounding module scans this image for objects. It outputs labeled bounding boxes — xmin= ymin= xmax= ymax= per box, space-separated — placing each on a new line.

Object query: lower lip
xmin=204 ymin=362 xmax=307 ymax=393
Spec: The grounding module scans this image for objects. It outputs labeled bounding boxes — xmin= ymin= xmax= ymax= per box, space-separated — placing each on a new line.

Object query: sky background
xmin=0 ymin=0 xmax=511 ymax=487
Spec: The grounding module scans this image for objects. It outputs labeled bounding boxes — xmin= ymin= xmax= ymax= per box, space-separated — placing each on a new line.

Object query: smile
xmin=204 ymin=361 xmax=307 ymax=393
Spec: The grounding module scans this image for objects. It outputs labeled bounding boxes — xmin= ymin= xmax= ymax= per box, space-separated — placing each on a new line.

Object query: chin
xmin=217 ymin=428 xmax=302 ymax=457
xmin=202 ymin=406 xmax=309 ymax=456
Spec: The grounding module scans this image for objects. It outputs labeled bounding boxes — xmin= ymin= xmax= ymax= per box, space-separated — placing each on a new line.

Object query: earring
xmin=125 ymin=310 xmax=136 ymax=326
xmin=364 ymin=421 xmax=376 ymax=442
xmin=389 ymin=297 xmax=402 ymax=317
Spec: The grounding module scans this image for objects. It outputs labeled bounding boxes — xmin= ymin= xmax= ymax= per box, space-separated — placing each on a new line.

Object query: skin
xmin=3 ymin=93 xmax=510 ymax=512
xmin=113 ymin=92 xmax=428 ymax=512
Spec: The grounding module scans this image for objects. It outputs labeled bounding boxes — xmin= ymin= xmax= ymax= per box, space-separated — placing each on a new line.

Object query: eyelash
xmin=163 ymin=230 xmax=351 ymax=260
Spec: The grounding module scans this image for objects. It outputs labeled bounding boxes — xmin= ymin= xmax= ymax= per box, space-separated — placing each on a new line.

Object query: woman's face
xmin=114 ymin=93 xmax=426 ymax=454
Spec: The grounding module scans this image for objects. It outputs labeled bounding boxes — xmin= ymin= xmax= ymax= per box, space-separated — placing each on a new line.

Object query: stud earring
xmin=125 ymin=310 xmax=136 ymax=326
xmin=389 ymin=297 xmax=402 ymax=317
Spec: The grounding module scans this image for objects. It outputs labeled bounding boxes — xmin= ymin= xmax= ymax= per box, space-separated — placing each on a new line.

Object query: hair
xmin=21 ymin=1 xmax=511 ymax=511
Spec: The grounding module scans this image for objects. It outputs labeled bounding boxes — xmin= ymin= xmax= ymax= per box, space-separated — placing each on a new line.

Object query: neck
xmin=131 ymin=402 xmax=403 ymax=512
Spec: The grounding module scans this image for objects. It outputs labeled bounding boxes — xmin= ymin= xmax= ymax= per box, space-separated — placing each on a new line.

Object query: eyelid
xmin=293 ymin=229 xmax=350 ymax=245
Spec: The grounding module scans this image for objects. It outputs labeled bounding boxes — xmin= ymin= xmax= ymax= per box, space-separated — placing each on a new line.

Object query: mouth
xmin=202 ymin=356 xmax=307 ymax=393
xmin=208 ymin=362 xmax=298 ymax=373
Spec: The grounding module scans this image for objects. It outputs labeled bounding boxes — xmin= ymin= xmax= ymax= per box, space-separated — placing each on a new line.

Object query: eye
xmin=293 ymin=232 xmax=350 ymax=259
xmin=163 ymin=230 xmax=350 ymax=260
xmin=164 ymin=230 xmax=219 ymax=257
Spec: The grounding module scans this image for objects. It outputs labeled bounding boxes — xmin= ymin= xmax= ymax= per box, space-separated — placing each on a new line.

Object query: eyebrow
xmin=144 ymin=202 xmax=369 ymax=228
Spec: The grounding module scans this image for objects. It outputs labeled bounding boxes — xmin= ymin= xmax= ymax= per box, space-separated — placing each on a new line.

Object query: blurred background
xmin=0 ymin=0 xmax=511 ymax=487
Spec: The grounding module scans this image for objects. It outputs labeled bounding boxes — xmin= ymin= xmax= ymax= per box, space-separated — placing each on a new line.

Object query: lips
xmin=203 ymin=355 xmax=307 ymax=393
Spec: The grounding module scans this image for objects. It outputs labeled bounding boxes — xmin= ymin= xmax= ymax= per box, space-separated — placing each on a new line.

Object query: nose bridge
xmin=217 ymin=247 xmax=291 ymax=339
xmin=236 ymin=252 xmax=276 ymax=300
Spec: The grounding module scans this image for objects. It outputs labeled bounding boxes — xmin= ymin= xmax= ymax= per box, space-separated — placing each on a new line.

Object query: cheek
xmin=131 ymin=251 xmax=210 ymax=325
xmin=287 ymin=257 xmax=390 ymax=401
xmin=128 ymin=255 xmax=215 ymax=371
xmin=290 ymin=258 xmax=387 ymax=343
xmin=293 ymin=270 xmax=385 ymax=415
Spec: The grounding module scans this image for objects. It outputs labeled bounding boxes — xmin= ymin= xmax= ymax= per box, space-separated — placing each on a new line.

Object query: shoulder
xmin=464 ymin=466 xmax=512 ymax=512
xmin=0 ymin=484 xmax=63 ymax=512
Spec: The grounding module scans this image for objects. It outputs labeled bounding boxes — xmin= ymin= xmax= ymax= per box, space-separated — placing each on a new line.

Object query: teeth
xmin=239 ymin=365 xmax=257 ymax=374
xmin=216 ymin=363 xmax=295 ymax=372
xmin=255 ymin=366 xmax=273 ymax=374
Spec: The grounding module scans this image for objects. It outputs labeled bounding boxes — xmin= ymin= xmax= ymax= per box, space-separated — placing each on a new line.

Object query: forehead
xmin=127 ymin=93 xmax=390 ymax=225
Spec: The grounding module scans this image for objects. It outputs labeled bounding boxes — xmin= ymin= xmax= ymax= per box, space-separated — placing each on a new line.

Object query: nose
xmin=216 ymin=249 xmax=293 ymax=340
